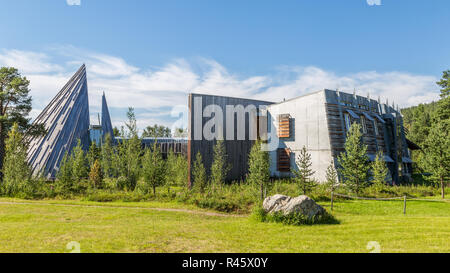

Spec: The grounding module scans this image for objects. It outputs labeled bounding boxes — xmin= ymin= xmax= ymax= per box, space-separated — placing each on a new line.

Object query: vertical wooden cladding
xmin=278 ymin=114 xmax=291 ymax=138
xmin=188 ymin=93 xmax=273 ymax=184
xmin=277 ymin=148 xmax=291 ymax=172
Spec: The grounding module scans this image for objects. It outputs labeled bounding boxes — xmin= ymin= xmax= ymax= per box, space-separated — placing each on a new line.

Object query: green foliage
xmin=87 ymin=142 xmax=100 ymax=168
xmin=89 ymin=159 xmax=103 ymax=189
xmin=293 ymin=146 xmax=316 ymax=195
xmin=251 ymin=207 xmax=338 ymax=226
xmin=56 ymin=151 xmax=74 ymax=194
xmin=436 ymin=69 xmax=450 ymax=98
xmin=371 ymin=151 xmax=389 ymax=192
xmin=338 ymin=123 xmax=370 ymax=195
xmin=210 ymin=139 xmax=231 ymax=188
xmin=101 ymin=133 xmax=114 ymax=178
xmin=1 ymin=123 xmax=31 ymax=197
xmin=247 ymin=140 xmax=270 ymax=200
xmin=173 ymin=127 xmax=187 ymax=138
xmin=423 ymin=120 xmax=449 ymax=199
xmin=139 ymin=143 xmax=166 ymax=196
xmin=325 ymin=160 xmax=339 ymax=192
xmin=142 ymin=124 xmax=172 ymax=138
xmin=0 ymin=67 xmax=45 ymax=178
xmin=72 ymin=139 xmax=88 ymax=183
xmin=192 ymin=152 xmax=207 ymax=193
xmin=165 ymin=150 xmax=188 ymax=190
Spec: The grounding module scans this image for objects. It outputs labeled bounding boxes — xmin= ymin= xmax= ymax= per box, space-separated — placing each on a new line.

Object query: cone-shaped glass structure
xmin=27 ymin=64 xmax=91 ymax=178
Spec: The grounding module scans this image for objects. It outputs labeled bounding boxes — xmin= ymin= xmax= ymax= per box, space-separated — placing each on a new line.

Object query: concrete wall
xmin=267 ymin=90 xmax=333 ymax=182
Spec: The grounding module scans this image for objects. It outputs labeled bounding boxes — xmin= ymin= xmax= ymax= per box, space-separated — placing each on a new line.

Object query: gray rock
xmin=263 ymin=194 xmax=326 ymax=218
xmin=262 ymin=194 xmax=291 ymax=214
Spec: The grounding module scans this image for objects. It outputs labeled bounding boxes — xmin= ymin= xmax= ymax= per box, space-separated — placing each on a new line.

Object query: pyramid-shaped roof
xmin=101 ymin=92 xmax=114 ymax=139
xmin=27 ymin=64 xmax=91 ymax=178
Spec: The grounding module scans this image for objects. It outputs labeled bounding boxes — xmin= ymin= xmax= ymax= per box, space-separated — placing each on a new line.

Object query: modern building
xmin=187 ymin=90 xmax=418 ymax=185
xmin=26 ymin=65 xmax=91 ymax=178
xmin=27 ymin=65 xmax=188 ymax=179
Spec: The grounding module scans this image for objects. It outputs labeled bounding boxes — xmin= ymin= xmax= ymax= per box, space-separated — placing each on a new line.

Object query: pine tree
xmin=72 ymin=139 xmax=88 ymax=183
xmin=141 ymin=143 xmax=166 ymax=196
xmin=101 ymin=133 xmax=114 ymax=178
xmin=175 ymin=154 xmax=188 ymax=187
xmin=371 ymin=151 xmax=389 ymax=192
xmin=192 ymin=152 xmax=207 ymax=193
xmin=325 ymin=160 xmax=339 ymax=192
xmin=293 ymin=146 xmax=316 ymax=195
xmin=338 ymin=123 xmax=370 ymax=195
xmin=56 ymin=151 xmax=73 ymax=194
xmin=87 ymin=142 xmax=100 ymax=169
xmin=247 ymin=140 xmax=270 ymax=200
xmin=1 ymin=123 xmax=31 ymax=196
xmin=165 ymin=149 xmax=177 ymax=193
xmin=0 ymin=67 xmax=46 ymax=180
xmin=210 ymin=139 xmax=231 ymax=188
xmin=424 ymin=121 xmax=449 ymax=199
xmin=89 ymin=159 xmax=103 ymax=189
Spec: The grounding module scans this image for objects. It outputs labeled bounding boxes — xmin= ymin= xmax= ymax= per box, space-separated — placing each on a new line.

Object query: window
xmin=361 ymin=116 xmax=367 ymax=134
xmin=277 ymin=148 xmax=291 ymax=172
xmin=278 ymin=114 xmax=291 ymax=138
xmin=344 ymin=113 xmax=351 ymax=131
xmin=374 ymin=120 xmax=379 ymax=136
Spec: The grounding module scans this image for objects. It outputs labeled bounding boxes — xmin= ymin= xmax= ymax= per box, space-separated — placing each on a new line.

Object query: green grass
xmin=0 ymin=197 xmax=448 ymax=253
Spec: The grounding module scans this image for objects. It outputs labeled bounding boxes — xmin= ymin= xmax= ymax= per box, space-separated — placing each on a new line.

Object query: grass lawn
xmin=0 ymin=197 xmax=448 ymax=253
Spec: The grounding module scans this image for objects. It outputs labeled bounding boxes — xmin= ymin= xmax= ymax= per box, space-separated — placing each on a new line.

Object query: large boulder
xmin=263 ymin=194 xmax=326 ymax=218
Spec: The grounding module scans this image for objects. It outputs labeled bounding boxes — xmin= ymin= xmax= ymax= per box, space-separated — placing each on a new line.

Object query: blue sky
xmin=0 ymin=0 xmax=448 ymax=131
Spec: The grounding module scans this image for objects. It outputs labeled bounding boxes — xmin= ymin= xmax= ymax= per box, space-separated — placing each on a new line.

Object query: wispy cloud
xmin=0 ymin=46 xmax=440 ymax=131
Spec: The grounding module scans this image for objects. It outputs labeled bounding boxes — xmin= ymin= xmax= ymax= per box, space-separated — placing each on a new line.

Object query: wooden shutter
xmin=278 ymin=114 xmax=291 ymax=138
xmin=277 ymin=148 xmax=291 ymax=172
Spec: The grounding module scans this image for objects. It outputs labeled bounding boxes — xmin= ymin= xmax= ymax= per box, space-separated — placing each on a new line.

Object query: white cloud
xmin=66 ymin=0 xmax=81 ymax=6
xmin=367 ymin=0 xmax=381 ymax=6
xmin=0 ymin=47 xmax=440 ymax=130
xmin=0 ymin=49 xmax=63 ymax=74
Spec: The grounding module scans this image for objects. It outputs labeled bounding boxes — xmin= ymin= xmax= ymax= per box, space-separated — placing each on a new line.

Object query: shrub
xmin=210 ymin=139 xmax=231 ymax=190
xmin=1 ymin=123 xmax=32 ymax=197
xmin=89 ymin=159 xmax=103 ymax=189
xmin=56 ymin=152 xmax=74 ymax=194
xmin=139 ymin=143 xmax=166 ymax=196
xmin=251 ymin=207 xmax=339 ymax=226
xmin=192 ymin=152 xmax=207 ymax=193
xmin=371 ymin=151 xmax=389 ymax=192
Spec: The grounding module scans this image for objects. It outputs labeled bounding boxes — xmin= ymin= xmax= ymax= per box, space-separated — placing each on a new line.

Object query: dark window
xmin=277 ymin=148 xmax=291 ymax=172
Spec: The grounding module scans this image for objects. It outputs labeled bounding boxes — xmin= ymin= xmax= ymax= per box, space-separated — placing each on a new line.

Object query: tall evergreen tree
xmin=56 ymin=151 xmax=74 ymax=194
xmin=141 ymin=143 xmax=166 ymax=196
xmin=101 ymin=133 xmax=114 ymax=178
xmin=247 ymin=140 xmax=270 ymax=200
xmin=424 ymin=121 xmax=449 ymax=199
xmin=0 ymin=67 xmax=45 ymax=179
xmin=371 ymin=151 xmax=389 ymax=192
xmin=338 ymin=123 xmax=370 ymax=195
xmin=1 ymin=123 xmax=30 ymax=196
xmin=423 ymin=70 xmax=450 ymax=199
xmin=210 ymin=139 xmax=231 ymax=188
xmin=192 ymin=152 xmax=207 ymax=193
xmin=293 ymin=146 xmax=316 ymax=195
xmin=325 ymin=160 xmax=339 ymax=192
xmin=72 ymin=139 xmax=88 ymax=183
xmin=87 ymin=142 xmax=100 ymax=169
